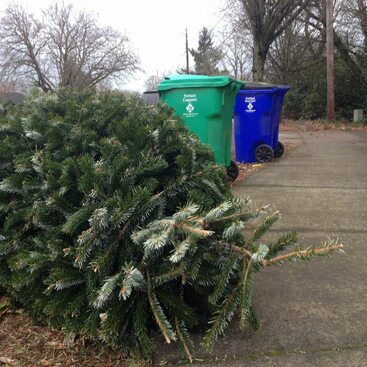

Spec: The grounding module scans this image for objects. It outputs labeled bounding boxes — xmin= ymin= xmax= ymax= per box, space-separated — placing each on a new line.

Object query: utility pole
xmin=185 ymin=28 xmax=189 ymax=74
xmin=326 ymin=0 xmax=335 ymax=121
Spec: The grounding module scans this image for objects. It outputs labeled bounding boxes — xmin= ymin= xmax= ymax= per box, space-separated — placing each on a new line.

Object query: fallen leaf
xmin=40 ymin=360 xmax=52 ymax=366
xmin=63 ymin=332 xmax=77 ymax=347
xmin=46 ymin=341 xmax=66 ymax=350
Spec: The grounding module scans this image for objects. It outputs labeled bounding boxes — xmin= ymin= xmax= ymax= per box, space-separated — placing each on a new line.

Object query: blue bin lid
xmin=239 ymin=82 xmax=290 ymax=93
xmin=276 ymin=85 xmax=291 ymax=92
xmin=240 ymin=82 xmax=276 ymax=90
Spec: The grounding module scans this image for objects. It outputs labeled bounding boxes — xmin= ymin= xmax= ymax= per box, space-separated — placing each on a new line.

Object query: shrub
xmin=282 ymin=60 xmax=367 ymax=121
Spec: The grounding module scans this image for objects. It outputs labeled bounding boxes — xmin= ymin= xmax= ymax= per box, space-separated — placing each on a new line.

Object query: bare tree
xmin=266 ymin=18 xmax=324 ymax=83
xmin=0 ymin=3 xmax=139 ymax=91
xmin=307 ymin=0 xmax=367 ymax=87
xmin=219 ymin=4 xmax=253 ymax=80
xmin=144 ymin=74 xmax=164 ymax=90
xmin=357 ymin=0 xmax=367 ymax=48
xmin=221 ymin=30 xmax=252 ymax=80
xmin=326 ymin=0 xmax=335 ymax=121
xmin=0 ymin=4 xmax=52 ymax=91
xmin=339 ymin=0 xmax=367 ymax=51
xmin=236 ymin=0 xmax=312 ymax=81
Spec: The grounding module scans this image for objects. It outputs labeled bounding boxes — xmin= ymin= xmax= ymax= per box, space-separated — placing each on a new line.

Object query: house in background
xmin=0 ymin=92 xmax=25 ymax=105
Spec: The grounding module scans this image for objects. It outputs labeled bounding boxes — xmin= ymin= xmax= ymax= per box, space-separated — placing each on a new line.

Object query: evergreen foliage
xmin=0 ymin=90 xmax=343 ymax=361
xmin=278 ymin=59 xmax=367 ymax=121
xmin=190 ymin=27 xmax=224 ymax=76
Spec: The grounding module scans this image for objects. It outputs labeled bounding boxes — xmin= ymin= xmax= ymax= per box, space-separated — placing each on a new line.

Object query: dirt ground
xmin=234 ymin=140 xmax=298 ymax=184
xmin=281 ymin=118 xmax=367 ymax=132
xmin=0 ymin=297 xmax=127 ymax=367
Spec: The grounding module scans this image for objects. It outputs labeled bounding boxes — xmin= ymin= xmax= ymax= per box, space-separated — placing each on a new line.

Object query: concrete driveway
xmin=156 ymin=129 xmax=367 ymax=366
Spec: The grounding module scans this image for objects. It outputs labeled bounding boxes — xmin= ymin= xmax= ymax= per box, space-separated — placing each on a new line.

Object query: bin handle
xmin=222 ymin=82 xmax=237 ymax=106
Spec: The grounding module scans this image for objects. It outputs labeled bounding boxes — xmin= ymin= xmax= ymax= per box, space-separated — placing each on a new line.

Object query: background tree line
xmin=183 ymin=0 xmax=367 ymax=121
xmin=0 ymin=1 xmax=366 ymax=121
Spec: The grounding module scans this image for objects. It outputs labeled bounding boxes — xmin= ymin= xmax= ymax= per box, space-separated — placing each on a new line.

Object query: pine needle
xmin=265 ymin=243 xmax=344 ymax=266
xmin=246 ymin=211 xmax=280 ymax=248
xmin=175 ymin=318 xmax=194 ymax=363
xmin=147 ymin=274 xmax=176 ymax=344
xmin=239 ymin=259 xmax=253 ymax=330
xmin=204 ymin=285 xmax=240 ymax=352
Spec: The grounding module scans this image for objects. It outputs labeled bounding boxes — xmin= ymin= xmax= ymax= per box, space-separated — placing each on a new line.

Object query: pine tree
xmin=0 ymin=90 xmax=343 ymax=361
xmin=0 ymin=101 xmax=31 ymax=292
xmin=190 ymin=27 xmax=224 ymax=75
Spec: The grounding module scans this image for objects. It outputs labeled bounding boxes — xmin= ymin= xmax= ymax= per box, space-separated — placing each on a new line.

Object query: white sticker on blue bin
xmin=245 ymin=96 xmax=256 ymax=113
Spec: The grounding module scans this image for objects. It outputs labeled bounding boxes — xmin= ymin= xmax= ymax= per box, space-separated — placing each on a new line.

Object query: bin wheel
xmin=226 ymin=160 xmax=239 ymax=182
xmin=255 ymin=144 xmax=274 ymax=163
xmin=274 ymin=141 xmax=285 ymax=158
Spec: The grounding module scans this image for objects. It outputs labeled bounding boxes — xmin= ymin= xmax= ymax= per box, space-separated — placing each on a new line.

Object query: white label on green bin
xmin=186 ymin=103 xmax=195 ymax=113
xmin=183 ymin=94 xmax=198 ymax=118
xmin=245 ymin=96 xmax=256 ymax=113
xmin=183 ymin=94 xmax=197 ymax=102
xmin=184 ymin=102 xmax=198 ymax=118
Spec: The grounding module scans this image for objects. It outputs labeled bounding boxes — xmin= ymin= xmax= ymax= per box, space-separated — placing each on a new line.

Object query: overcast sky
xmin=0 ymin=0 xmax=226 ymax=91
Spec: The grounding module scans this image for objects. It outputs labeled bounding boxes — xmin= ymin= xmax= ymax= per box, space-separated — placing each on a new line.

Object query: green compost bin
xmin=157 ymin=75 xmax=244 ymax=179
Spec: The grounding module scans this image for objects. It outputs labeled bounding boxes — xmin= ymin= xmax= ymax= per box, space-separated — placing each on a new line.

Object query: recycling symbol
xmin=247 ymin=103 xmax=253 ymax=110
xmin=186 ymin=103 xmax=195 ymax=113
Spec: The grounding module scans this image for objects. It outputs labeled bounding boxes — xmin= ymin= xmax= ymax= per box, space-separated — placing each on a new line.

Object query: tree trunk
xmin=326 ymin=0 xmax=335 ymax=121
xmin=252 ymin=39 xmax=266 ymax=81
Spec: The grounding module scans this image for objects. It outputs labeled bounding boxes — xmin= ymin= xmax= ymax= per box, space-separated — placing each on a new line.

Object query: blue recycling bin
xmin=234 ymin=83 xmax=290 ymax=163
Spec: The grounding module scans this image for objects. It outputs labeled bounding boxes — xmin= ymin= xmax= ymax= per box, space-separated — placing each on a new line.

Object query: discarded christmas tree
xmin=0 ymin=90 xmax=342 ymax=361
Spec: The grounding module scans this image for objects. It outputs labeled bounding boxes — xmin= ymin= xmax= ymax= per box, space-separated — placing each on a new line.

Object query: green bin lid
xmin=157 ymin=74 xmax=244 ymax=91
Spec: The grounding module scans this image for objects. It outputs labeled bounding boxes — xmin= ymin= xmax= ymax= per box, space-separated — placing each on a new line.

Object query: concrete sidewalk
xmin=228 ymin=129 xmax=367 ymax=366
xmin=157 ymin=130 xmax=367 ymax=366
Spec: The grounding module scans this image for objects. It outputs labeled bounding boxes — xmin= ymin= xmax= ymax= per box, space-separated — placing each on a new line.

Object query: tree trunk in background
xmin=326 ymin=0 xmax=335 ymax=121
xmin=239 ymin=0 xmax=312 ymax=82
xmin=252 ymin=39 xmax=266 ymax=81
xmin=186 ymin=28 xmax=190 ymax=74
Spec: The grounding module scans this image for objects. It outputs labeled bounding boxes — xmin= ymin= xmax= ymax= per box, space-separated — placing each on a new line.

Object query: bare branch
xmin=0 ymin=3 xmax=139 ymax=91
xmin=236 ymin=0 xmax=312 ymax=80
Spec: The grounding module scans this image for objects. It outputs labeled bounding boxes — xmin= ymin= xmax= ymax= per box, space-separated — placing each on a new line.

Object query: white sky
xmin=0 ymin=0 xmax=226 ymax=92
